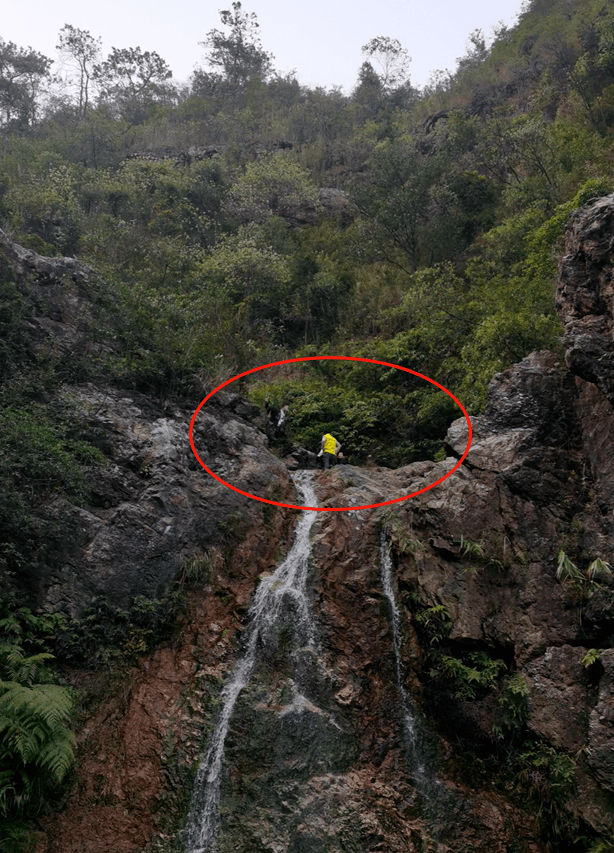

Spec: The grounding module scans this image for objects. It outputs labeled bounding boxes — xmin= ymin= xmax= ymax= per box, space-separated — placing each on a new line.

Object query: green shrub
xmin=55 ymin=591 xmax=186 ymax=666
xmin=435 ymin=650 xmax=507 ymax=699
xmin=497 ymin=672 xmax=529 ymax=733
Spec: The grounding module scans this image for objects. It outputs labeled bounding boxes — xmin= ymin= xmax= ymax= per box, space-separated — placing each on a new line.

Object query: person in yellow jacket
xmin=321 ymin=432 xmax=341 ymax=470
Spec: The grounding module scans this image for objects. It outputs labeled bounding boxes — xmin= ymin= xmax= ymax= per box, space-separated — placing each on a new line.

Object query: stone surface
xmin=588 ymin=649 xmax=614 ymax=793
xmin=32 ymin=384 xmax=294 ymax=616
xmin=524 ymin=645 xmax=589 ymax=751
xmin=557 ymin=192 xmax=614 ymax=404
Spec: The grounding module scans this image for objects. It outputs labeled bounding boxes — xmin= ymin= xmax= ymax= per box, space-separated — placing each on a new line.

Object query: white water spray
xmin=379 ymin=531 xmax=427 ymax=784
xmin=183 ymin=471 xmax=318 ymax=853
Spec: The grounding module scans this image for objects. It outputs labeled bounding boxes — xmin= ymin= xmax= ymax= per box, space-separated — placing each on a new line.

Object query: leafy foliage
xmin=456 ymin=534 xmax=485 ymax=559
xmin=514 ymin=740 xmax=577 ymax=842
xmin=0 ymin=643 xmax=75 ymax=817
xmin=497 ymin=672 xmax=529 ymax=733
xmin=197 ymin=1 xmax=273 ymax=88
xmin=436 ymin=651 xmax=507 ymax=699
xmin=582 ymin=648 xmax=603 ymax=668
xmin=413 ymin=604 xmax=452 ymax=645
xmin=380 ymin=511 xmax=424 ymax=556
xmin=55 ymin=590 xmax=187 ymax=666
xmin=556 ymin=549 xmax=612 ymax=593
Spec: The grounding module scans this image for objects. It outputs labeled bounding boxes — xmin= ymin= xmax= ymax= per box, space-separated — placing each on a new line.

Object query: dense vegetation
xmin=3 ymin=0 xmax=614 ymax=845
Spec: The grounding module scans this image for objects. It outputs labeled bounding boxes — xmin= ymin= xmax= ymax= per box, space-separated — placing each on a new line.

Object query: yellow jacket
xmin=322 ymin=434 xmax=338 ymax=454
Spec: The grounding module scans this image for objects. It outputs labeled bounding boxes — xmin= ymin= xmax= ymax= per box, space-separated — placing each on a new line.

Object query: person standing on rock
xmin=321 ymin=432 xmax=341 ymax=470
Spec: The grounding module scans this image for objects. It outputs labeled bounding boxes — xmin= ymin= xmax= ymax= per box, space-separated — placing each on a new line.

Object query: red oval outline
xmin=189 ymin=356 xmax=472 ymax=512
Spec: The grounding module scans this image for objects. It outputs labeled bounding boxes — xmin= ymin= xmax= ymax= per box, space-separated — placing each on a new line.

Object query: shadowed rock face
xmin=557 ymin=193 xmax=614 ymax=403
xmin=28 ymin=195 xmax=614 ymax=850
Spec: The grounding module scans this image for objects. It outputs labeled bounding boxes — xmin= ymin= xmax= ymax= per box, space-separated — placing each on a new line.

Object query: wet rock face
xmin=524 ymin=645 xmax=589 ymax=751
xmin=35 ymin=383 xmax=294 ymax=615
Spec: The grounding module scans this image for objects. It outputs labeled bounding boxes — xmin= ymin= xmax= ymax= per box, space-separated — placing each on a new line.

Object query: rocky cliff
xmin=24 ymin=195 xmax=614 ymax=851
xmin=0 ymin=228 xmax=296 ymax=615
xmin=37 ymin=382 xmax=294 ymax=616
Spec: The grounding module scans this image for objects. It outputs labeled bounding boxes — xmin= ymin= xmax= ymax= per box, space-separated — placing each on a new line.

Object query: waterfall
xmin=183 ymin=471 xmax=318 ymax=853
xmin=379 ymin=531 xmax=428 ymax=787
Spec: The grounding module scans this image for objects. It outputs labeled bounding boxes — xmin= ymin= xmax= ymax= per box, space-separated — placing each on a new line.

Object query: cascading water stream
xmin=379 ymin=531 xmax=428 ymax=789
xmin=183 ymin=471 xmax=318 ymax=853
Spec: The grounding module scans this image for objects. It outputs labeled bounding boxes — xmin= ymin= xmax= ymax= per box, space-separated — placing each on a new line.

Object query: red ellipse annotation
xmin=189 ymin=356 xmax=472 ymax=512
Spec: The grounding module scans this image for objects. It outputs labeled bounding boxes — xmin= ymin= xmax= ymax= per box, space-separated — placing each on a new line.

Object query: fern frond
xmin=582 ymin=648 xmax=603 ymax=667
xmin=0 ymin=646 xmax=55 ymax=685
xmin=35 ymin=731 xmax=75 ymax=782
xmin=0 ymin=682 xmax=74 ymax=728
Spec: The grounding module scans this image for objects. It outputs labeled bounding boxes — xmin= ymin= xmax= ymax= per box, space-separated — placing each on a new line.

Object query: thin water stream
xmin=183 ymin=471 xmax=318 ymax=853
xmin=379 ymin=531 xmax=429 ymax=789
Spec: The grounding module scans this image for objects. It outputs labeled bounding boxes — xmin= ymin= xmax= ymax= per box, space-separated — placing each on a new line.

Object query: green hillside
xmin=3 ymin=2 xmax=614 ymax=843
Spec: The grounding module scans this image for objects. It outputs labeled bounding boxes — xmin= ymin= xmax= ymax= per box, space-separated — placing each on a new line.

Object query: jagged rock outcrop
xmin=35 ymin=383 xmax=294 ymax=615
xmin=557 ymin=193 xmax=614 ymax=403
xmin=313 ymin=347 xmax=614 ymax=836
xmin=0 ymin=227 xmax=96 ymax=284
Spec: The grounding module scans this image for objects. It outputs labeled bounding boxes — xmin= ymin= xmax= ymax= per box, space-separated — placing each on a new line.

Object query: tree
xmin=0 ymin=39 xmax=52 ymax=128
xmin=351 ymin=135 xmax=451 ymax=272
xmin=456 ymin=29 xmax=488 ymax=74
xmin=353 ymin=61 xmax=383 ymax=117
xmin=361 ymin=36 xmax=411 ymax=91
xmin=57 ymin=24 xmax=101 ymax=118
xmin=196 ymin=223 xmax=291 ymax=336
xmin=199 ymin=2 xmax=273 ymax=88
xmin=94 ymin=46 xmax=175 ymax=123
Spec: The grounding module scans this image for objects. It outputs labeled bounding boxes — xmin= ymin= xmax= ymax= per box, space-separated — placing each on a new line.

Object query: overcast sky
xmin=3 ymin=0 xmax=526 ymax=92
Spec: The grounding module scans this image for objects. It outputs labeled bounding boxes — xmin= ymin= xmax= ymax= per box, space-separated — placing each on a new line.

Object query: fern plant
xmin=582 ymin=648 xmax=603 ymax=668
xmin=437 ymin=651 xmax=507 ymax=699
xmin=0 ymin=644 xmax=75 ymax=817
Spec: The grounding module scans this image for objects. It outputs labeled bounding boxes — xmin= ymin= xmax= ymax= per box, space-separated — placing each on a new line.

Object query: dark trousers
xmin=323 ymin=452 xmax=335 ymax=470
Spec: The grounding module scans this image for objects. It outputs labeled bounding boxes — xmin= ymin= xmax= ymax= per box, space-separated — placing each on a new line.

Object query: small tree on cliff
xmin=198 ymin=2 xmax=274 ymax=88
xmin=361 ymin=36 xmax=411 ymax=91
xmin=57 ymin=24 xmax=101 ymax=118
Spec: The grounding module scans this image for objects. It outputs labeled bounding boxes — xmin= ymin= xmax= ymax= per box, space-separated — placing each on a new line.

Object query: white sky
xmin=3 ymin=0 xmax=526 ymax=92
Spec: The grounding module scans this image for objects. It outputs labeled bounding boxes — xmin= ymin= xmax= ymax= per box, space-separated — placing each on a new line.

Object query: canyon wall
xmin=10 ymin=195 xmax=614 ymax=851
